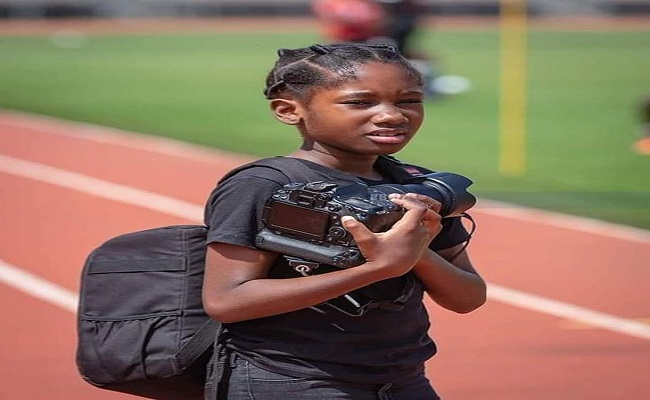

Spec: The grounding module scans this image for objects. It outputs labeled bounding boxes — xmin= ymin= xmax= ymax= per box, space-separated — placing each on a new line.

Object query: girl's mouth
xmin=366 ymin=130 xmax=409 ymax=144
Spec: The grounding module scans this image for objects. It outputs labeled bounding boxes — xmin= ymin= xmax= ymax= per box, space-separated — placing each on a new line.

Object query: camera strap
xmin=375 ymin=155 xmax=432 ymax=183
xmin=284 ymin=254 xmax=417 ymax=318
xmin=320 ymin=274 xmax=417 ymax=318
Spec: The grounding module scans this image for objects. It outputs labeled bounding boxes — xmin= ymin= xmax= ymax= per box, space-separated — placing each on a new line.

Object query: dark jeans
xmin=205 ymin=354 xmax=440 ymax=400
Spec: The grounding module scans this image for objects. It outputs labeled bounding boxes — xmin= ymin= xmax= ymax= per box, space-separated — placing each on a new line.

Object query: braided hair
xmin=263 ymin=43 xmax=423 ymax=101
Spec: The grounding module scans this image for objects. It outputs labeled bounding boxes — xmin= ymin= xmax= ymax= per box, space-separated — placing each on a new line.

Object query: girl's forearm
xmin=206 ymin=261 xmax=400 ymax=323
xmin=413 ymin=250 xmax=486 ymax=314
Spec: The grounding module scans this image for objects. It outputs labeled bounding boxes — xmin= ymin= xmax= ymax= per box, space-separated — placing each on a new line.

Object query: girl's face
xmin=298 ymin=61 xmax=425 ymax=159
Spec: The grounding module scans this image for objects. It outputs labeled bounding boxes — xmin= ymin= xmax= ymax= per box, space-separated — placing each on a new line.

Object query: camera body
xmin=262 ymin=181 xmax=403 ymax=247
xmin=255 ymin=172 xmax=476 ymax=268
xmin=256 ymin=181 xmax=402 ymax=268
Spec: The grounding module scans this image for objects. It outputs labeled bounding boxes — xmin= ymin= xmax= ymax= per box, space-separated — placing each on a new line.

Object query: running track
xmin=1 ymin=110 xmax=649 ymax=399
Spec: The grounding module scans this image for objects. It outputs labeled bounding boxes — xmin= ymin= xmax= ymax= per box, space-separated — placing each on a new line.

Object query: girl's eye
xmin=342 ymin=100 xmax=371 ymax=105
xmin=399 ymin=98 xmax=423 ymax=105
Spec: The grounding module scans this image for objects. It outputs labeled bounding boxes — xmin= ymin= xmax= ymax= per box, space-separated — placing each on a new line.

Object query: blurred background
xmin=1 ymin=0 xmax=649 ymax=230
xmin=1 ymin=3 xmax=649 ymax=400
xmin=0 ymin=0 xmax=649 ymax=18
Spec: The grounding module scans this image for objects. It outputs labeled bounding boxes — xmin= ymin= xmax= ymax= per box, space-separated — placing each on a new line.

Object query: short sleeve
xmin=204 ymin=169 xmax=289 ymax=248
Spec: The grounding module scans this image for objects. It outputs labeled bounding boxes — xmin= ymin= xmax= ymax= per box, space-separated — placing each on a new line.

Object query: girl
xmin=202 ymin=43 xmax=486 ymax=400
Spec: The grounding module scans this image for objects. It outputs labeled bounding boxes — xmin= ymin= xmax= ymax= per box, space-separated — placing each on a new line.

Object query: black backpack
xmin=76 ymin=225 xmax=215 ymax=399
xmin=75 ymin=157 xmax=314 ymax=399
xmin=75 ymin=156 xmax=429 ymax=399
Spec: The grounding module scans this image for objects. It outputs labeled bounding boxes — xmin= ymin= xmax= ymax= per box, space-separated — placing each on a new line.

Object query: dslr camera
xmin=255 ymin=172 xmax=476 ymax=269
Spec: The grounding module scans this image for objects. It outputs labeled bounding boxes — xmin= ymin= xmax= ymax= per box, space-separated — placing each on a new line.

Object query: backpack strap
xmin=220 ymin=155 xmax=430 ymax=186
xmin=218 ymin=156 xmax=314 ymax=185
xmin=172 ymin=319 xmax=221 ymax=373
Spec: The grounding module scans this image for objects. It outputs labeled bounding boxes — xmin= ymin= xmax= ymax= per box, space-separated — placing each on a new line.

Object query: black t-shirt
xmin=204 ymin=156 xmax=470 ymax=384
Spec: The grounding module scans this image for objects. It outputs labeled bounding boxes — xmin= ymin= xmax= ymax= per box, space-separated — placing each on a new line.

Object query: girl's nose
xmin=372 ymin=106 xmax=409 ymax=125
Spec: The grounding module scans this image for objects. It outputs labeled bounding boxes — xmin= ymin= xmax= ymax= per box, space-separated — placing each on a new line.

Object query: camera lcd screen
xmin=267 ymin=202 xmax=330 ymax=240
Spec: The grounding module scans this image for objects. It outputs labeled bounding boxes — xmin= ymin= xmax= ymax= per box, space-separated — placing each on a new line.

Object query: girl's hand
xmin=340 ymin=193 xmax=442 ymax=278
xmin=396 ymin=192 xmax=444 ymax=236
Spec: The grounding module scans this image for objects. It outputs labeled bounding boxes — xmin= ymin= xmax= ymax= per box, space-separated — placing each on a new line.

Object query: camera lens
xmin=372 ymin=172 xmax=476 ymax=217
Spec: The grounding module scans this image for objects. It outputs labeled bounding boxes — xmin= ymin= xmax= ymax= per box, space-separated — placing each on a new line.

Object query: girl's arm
xmin=413 ymin=247 xmax=487 ymax=314
xmin=202 ymin=195 xmax=439 ymax=323
xmin=387 ymin=192 xmax=486 ymax=314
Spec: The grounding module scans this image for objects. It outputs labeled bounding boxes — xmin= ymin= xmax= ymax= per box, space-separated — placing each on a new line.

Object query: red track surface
xmin=1 ymin=110 xmax=649 ymax=399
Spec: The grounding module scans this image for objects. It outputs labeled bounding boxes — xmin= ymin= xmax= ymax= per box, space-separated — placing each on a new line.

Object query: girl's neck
xmin=289 ymin=149 xmax=383 ymax=180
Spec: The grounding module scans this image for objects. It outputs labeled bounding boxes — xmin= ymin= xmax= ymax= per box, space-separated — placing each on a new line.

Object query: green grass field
xmin=1 ymin=26 xmax=649 ymax=228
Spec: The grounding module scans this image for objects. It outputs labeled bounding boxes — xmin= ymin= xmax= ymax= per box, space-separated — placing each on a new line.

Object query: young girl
xmin=202 ymin=43 xmax=486 ymax=400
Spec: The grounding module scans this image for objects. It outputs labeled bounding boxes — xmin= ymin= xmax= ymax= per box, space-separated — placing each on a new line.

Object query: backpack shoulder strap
xmin=219 ymin=155 xmax=431 ymax=186
xmin=218 ymin=156 xmax=314 ymax=185
xmin=172 ymin=318 xmax=221 ymax=373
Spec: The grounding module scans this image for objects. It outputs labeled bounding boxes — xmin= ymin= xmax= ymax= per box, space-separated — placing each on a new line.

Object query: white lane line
xmin=477 ymin=199 xmax=650 ymax=244
xmin=488 ymin=284 xmax=650 ymax=340
xmin=0 ymin=153 xmax=648 ymax=340
xmin=0 ymin=259 xmax=78 ymax=313
xmin=2 ymin=109 xmax=648 ymax=243
xmin=0 ymin=154 xmax=204 ymax=223
xmin=0 ymin=109 xmax=254 ymax=165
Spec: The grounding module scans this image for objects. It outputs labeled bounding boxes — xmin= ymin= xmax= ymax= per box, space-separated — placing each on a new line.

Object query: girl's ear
xmin=269 ymin=98 xmax=303 ymax=125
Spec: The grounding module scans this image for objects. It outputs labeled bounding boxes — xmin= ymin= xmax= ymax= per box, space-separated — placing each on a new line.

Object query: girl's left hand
xmin=340 ymin=192 xmax=443 ymax=278
xmin=391 ymin=192 xmax=444 ymax=239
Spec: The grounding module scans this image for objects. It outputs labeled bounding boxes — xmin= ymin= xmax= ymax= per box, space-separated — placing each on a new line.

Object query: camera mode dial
xmin=328 ymin=226 xmax=347 ymax=239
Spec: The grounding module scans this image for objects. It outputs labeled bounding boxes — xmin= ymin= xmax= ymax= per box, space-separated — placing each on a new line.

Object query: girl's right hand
xmin=340 ymin=193 xmax=441 ymax=278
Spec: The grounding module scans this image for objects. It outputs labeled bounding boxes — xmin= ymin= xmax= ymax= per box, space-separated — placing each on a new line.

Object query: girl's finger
xmin=340 ymin=216 xmax=375 ymax=244
xmin=387 ymin=196 xmax=429 ymax=226
xmin=402 ymin=193 xmax=442 ymax=213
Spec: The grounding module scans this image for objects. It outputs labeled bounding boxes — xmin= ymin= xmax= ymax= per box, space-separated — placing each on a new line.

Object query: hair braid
xmin=263 ymin=43 xmax=423 ymax=101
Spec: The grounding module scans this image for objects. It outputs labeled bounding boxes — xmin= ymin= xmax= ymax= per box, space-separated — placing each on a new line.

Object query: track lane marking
xmin=478 ymin=199 xmax=650 ymax=243
xmin=488 ymin=284 xmax=650 ymax=340
xmin=0 ymin=154 xmax=204 ymax=221
xmin=2 ymin=110 xmax=648 ymax=242
xmin=0 ymin=110 xmax=254 ymax=165
xmin=0 ymin=259 xmax=78 ymax=312
xmin=1 ymin=154 xmax=649 ymax=340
